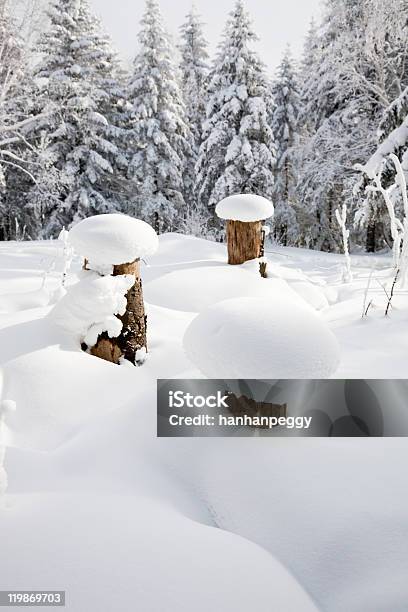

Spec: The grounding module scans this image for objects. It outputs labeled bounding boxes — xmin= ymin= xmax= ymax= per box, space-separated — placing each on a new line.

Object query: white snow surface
xmin=145 ymin=265 xmax=302 ymax=312
xmin=215 ymin=193 xmax=274 ymax=222
xmin=69 ymin=213 xmax=159 ymax=266
xmin=0 ymin=234 xmax=408 ymax=611
xmin=183 ymin=296 xmax=340 ymax=378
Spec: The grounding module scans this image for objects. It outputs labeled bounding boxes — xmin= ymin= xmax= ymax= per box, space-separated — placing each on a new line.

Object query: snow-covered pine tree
xmin=127 ymin=0 xmax=192 ymax=233
xmin=195 ymin=0 xmax=276 ymax=225
xmin=26 ymin=0 xmax=127 ymax=236
xmin=271 ymin=47 xmax=300 ymax=245
xmin=88 ymin=22 xmax=129 ymax=212
xmin=297 ymin=18 xmax=321 ymax=149
xmin=179 ymin=6 xmax=209 ymax=207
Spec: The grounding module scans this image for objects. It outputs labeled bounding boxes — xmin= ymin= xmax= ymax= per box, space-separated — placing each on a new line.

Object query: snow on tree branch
xmin=335 ymin=204 xmax=353 ymax=282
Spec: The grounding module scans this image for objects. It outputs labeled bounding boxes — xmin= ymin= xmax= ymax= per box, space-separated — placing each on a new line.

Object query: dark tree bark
xmin=366 ymin=220 xmax=377 ymax=253
xmin=226 ymin=220 xmax=263 ymax=265
xmin=259 ymin=261 xmax=267 ymax=278
xmin=225 ymin=392 xmax=287 ymax=428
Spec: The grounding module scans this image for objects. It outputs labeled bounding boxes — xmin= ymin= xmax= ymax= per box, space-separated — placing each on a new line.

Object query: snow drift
xmin=183 ymin=295 xmax=340 ymax=378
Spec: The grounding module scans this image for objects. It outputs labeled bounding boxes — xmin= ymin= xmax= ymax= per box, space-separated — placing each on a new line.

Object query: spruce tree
xmin=127 ymin=0 xmax=192 ymax=233
xmin=26 ymin=0 xmax=127 ymax=236
xmin=298 ymin=19 xmax=320 ymax=135
xmin=271 ymin=48 xmax=300 ymax=245
xmin=179 ymin=7 xmax=209 ymax=206
xmin=195 ymin=0 xmax=276 ymax=223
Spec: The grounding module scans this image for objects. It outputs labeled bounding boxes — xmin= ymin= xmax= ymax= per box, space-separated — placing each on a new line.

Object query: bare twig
xmin=365 ymin=300 xmax=373 ymax=317
xmin=362 ymin=268 xmax=374 ymax=318
xmin=385 ymin=269 xmax=399 ymax=316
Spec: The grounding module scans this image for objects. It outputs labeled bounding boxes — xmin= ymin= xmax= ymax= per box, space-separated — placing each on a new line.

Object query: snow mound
xmin=145 ymin=266 xmax=300 ymax=312
xmin=183 ymin=296 xmax=340 ymax=378
xmin=215 ymin=194 xmax=274 ymax=222
xmin=69 ymin=214 xmax=159 ymax=267
xmin=289 ymin=281 xmax=329 ymax=311
xmin=0 ymin=492 xmax=318 ymax=612
xmin=49 ymin=273 xmax=134 ymax=347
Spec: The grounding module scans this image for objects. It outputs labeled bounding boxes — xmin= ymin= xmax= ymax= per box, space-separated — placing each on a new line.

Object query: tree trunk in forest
xmin=90 ymin=259 xmax=147 ymax=365
xmin=366 ymin=220 xmax=377 ymax=253
xmin=226 ymin=220 xmax=263 ymax=265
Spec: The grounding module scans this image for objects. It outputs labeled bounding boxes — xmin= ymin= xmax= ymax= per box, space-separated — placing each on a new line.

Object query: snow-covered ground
xmin=0 ymin=234 xmax=407 ymax=611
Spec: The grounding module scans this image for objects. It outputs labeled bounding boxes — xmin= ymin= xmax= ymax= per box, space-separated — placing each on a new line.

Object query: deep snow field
xmin=0 ymin=234 xmax=408 ymax=612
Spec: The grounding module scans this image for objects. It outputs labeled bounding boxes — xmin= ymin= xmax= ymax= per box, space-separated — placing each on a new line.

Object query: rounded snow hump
xmin=69 ymin=214 xmax=159 ymax=266
xmin=183 ymin=296 xmax=340 ymax=379
xmin=215 ymin=194 xmax=274 ymax=222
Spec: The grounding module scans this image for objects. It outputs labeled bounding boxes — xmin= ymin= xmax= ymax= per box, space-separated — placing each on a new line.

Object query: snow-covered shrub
xmin=183 ymin=296 xmax=340 ymax=378
xmin=176 ymin=205 xmax=213 ymax=239
xmin=58 ymin=228 xmax=74 ymax=289
xmin=335 ymin=204 xmax=353 ymax=282
xmin=361 ymin=154 xmax=408 ymax=285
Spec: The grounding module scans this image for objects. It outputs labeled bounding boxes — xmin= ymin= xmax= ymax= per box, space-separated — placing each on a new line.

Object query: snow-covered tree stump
xmin=216 ymin=195 xmax=274 ymax=265
xmin=90 ymin=259 xmax=147 ymax=364
xmin=66 ymin=214 xmax=158 ymax=366
xmin=226 ymin=220 xmax=263 ymax=265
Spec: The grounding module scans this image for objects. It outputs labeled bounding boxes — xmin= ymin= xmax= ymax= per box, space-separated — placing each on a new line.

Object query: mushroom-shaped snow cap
xmin=183 ymin=296 xmax=340 ymax=379
xmin=215 ymin=194 xmax=274 ymax=222
xmin=69 ymin=214 xmax=159 ymax=266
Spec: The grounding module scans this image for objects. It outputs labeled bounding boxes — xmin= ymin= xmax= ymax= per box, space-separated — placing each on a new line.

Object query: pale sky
xmin=88 ymin=0 xmax=323 ymax=74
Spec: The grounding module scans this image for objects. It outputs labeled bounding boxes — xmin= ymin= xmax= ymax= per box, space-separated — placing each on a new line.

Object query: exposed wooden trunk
xmin=225 ymin=392 xmax=287 ymax=429
xmin=90 ymin=259 xmax=147 ymax=365
xmin=366 ymin=220 xmax=377 ymax=253
xmin=259 ymin=261 xmax=267 ymax=278
xmin=226 ymin=219 xmax=262 ymax=265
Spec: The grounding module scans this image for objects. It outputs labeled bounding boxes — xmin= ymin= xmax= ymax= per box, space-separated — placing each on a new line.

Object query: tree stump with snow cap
xmin=68 ymin=214 xmax=158 ymax=366
xmin=215 ymin=194 xmax=274 ymax=265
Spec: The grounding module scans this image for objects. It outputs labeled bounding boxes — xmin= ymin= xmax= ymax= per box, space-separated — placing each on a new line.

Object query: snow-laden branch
xmin=0 ymin=160 xmax=37 ymax=183
xmin=0 ymin=112 xmax=49 ymax=135
xmin=364 ymin=154 xmax=408 ymax=286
